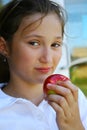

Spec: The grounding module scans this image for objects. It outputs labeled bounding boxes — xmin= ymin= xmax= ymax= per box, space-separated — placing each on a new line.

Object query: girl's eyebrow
xmin=24 ymin=34 xmax=62 ymax=39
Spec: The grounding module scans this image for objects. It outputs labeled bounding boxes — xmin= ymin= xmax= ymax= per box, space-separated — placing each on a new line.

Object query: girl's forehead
xmin=17 ymin=13 xmax=62 ymax=35
xmin=22 ymin=14 xmax=42 ymax=25
xmin=12 ymin=13 xmax=62 ymax=43
xmin=16 ymin=14 xmax=42 ymax=37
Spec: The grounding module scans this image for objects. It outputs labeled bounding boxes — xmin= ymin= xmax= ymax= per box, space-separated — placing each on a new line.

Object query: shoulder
xmin=78 ymin=88 xmax=87 ymax=105
xmin=0 ymin=84 xmax=16 ymax=109
xmin=78 ymin=88 xmax=87 ymax=128
xmin=78 ymin=88 xmax=87 ymax=113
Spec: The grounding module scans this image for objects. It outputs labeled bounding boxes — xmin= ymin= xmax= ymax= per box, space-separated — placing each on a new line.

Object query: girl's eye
xmin=28 ymin=41 xmax=39 ymax=46
xmin=51 ymin=42 xmax=62 ymax=48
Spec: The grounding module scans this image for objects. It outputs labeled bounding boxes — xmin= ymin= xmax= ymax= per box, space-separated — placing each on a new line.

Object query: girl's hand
xmin=45 ymin=80 xmax=85 ymax=130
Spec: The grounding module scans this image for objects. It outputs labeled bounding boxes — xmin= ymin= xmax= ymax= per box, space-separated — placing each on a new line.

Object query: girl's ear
xmin=0 ymin=37 xmax=9 ymax=57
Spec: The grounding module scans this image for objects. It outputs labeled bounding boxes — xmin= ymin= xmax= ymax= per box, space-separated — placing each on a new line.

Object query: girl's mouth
xmin=35 ymin=67 xmax=52 ymax=73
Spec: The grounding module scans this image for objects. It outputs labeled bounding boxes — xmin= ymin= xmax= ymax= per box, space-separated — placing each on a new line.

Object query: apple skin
xmin=43 ymin=74 xmax=69 ymax=95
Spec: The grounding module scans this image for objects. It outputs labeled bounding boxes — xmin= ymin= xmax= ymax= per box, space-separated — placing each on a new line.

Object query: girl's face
xmin=7 ymin=13 xmax=63 ymax=85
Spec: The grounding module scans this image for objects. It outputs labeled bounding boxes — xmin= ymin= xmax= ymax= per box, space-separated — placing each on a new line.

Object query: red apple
xmin=43 ymin=74 xmax=69 ymax=95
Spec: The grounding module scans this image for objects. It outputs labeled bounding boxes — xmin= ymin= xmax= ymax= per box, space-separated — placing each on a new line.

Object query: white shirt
xmin=0 ymin=87 xmax=87 ymax=130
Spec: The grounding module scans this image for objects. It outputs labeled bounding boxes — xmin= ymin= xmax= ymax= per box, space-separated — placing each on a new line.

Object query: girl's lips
xmin=35 ymin=67 xmax=52 ymax=73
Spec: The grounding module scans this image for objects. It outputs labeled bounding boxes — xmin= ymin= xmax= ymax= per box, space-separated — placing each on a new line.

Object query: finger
xmin=47 ymin=94 xmax=70 ymax=117
xmin=47 ymin=83 xmax=75 ymax=106
xmin=49 ymin=101 xmax=65 ymax=118
xmin=58 ymin=80 xmax=78 ymax=101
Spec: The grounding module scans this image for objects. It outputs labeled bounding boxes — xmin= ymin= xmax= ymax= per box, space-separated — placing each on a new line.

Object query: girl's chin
xmin=38 ymin=74 xmax=52 ymax=83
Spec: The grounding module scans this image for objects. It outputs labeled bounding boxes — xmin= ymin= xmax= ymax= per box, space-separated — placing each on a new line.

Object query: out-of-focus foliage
xmin=70 ymin=61 xmax=87 ymax=96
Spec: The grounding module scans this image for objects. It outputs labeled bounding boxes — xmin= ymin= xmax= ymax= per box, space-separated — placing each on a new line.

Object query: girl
xmin=0 ymin=0 xmax=87 ymax=130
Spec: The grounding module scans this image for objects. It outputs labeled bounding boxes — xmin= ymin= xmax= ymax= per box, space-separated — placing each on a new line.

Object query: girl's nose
xmin=39 ymin=48 xmax=52 ymax=63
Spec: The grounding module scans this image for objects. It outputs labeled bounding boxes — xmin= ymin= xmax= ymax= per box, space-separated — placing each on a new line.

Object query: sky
xmin=2 ymin=0 xmax=9 ymax=4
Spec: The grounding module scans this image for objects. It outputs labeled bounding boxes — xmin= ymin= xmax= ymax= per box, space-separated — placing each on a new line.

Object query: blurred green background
xmin=70 ymin=58 xmax=87 ymax=96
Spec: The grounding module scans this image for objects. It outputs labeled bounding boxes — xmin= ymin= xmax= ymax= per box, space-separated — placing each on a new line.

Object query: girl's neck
xmin=2 ymin=82 xmax=44 ymax=106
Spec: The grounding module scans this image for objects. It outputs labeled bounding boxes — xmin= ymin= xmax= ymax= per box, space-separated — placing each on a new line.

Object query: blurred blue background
xmin=65 ymin=0 xmax=87 ymax=51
